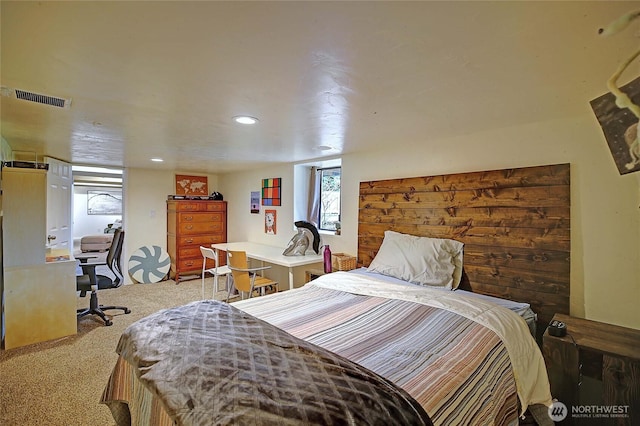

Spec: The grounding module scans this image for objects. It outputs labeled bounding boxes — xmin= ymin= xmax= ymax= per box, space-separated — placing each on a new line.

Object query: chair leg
xmin=248 ymin=279 xmax=256 ymax=299
xmin=226 ymin=284 xmax=232 ymax=303
xmin=201 ymin=273 xmax=206 ymax=300
xmin=77 ymin=289 xmax=131 ymax=326
xmin=100 ymin=304 xmax=131 ymax=316
xmin=224 ymin=275 xmax=236 ymax=302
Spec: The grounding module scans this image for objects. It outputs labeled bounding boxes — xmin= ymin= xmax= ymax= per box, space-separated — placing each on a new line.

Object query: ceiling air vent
xmin=14 ymin=89 xmax=70 ymax=108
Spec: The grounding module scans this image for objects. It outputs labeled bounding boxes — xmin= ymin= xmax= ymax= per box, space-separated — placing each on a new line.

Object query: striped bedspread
xmin=103 ymin=300 xmax=432 ymax=426
xmin=101 ymin=270 xmax=551 ymax=426
xmin=235 ymin=272 xmax=552 ymax=426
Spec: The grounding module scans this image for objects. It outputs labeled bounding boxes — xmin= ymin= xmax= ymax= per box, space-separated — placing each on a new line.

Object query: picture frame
xmin=590 ymin=75 xmax=640 ymax=175
xmin=262 ymin=177 xmax=281 ymax=206
xmin=251 ymin=191 xmax=260 ymax=214
xmin=87 ymin=190 xmax=122 ymax=215
xmin=175 ymin=174 xmax=208 ymax=195
xmin=265 ymin=210 xmax=277 ymax=235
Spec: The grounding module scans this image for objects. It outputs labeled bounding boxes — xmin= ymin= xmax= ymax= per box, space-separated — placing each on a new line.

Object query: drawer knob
xmin=185 ymin=216 xmax=193 ymax=221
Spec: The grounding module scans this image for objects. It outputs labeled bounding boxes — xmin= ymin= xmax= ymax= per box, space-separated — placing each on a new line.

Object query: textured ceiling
xmin=1 ymin=1 xmax=639 ymax=173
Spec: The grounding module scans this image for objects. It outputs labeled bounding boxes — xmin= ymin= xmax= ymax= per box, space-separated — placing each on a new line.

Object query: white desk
xmin=211 ymin=241 xmax=323 ymax=290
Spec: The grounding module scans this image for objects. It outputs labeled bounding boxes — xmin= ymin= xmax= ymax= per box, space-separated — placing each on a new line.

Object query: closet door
xmin=45 ymin=157 xmax=73 ymax=251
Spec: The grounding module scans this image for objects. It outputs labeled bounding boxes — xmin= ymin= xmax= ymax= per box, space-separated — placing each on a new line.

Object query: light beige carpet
xmin=0 ymin=276 xmax=231 ymax=426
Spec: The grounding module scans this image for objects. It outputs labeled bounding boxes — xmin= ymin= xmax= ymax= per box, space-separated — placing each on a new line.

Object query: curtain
xmin=307 ymin=166 xmax=320 ymax=226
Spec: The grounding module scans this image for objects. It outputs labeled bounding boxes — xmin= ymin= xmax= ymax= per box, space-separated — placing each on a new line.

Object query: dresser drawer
xmin=205 ymin=202 xmax=226 ymax=212
xmin=178 ymin=212 xmax=224 ymax=223
xmin=177 ymin=235 xmax=224 ymax=246
xmin=178 ymin=221 xmax=225 ymax=235
xmin=177 ymin=257 xmax=203 ymax=272
xmin=172 ymin=201 xmax=226 ymax=212
xmin=177 ymin=248 xmax=225 ymax=267
xmin=178 ymin=246 xmax=204 ymax=258
xmin=173 ymin=202 xmax=202 ymax=211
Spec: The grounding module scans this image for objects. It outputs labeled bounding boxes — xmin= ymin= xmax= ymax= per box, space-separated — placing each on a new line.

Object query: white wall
xmin=120 ymin=114 xmax=639 ymax=329
xmin=122 ymin=168 xmax=219 ymax=284
xmin=339 ymin=115 xmax=640 ymax=329
xmin=217 ymin=164 xmax=331 ymax=286
xmin=221 ymin=162 xmax=346 ymax=251
xmin=216 ymin=114 xmax=640 ymax=330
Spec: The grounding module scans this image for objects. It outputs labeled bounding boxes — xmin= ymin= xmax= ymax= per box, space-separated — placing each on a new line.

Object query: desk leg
xmin=288 ymin=268 xmax=294 ymax=290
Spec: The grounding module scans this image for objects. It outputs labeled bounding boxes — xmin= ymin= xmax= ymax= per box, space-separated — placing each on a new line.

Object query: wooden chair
xmin=226 ymin=250 xmax=278 ymax=302
xmin=199 ymin=246 xmax=231 ymax=299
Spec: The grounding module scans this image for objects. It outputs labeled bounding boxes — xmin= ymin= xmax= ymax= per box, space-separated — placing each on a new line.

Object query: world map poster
xmin=175 ymin=175 xmax=208 ymax=195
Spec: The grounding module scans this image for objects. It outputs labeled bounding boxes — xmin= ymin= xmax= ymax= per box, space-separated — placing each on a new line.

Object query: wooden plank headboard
xmin=358 ymin=163 xmax=570 ymax=339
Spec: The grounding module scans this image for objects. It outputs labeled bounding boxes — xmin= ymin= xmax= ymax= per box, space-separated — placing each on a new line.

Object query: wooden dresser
xmin=167 ymin=200 xmax=227 ymax=282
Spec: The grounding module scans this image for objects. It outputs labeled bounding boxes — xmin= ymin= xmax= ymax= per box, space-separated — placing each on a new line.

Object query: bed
xmin=101 ymin=164 xmax=570 ymax=425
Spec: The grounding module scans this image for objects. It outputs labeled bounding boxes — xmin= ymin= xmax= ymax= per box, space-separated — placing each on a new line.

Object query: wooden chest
xmin=167 ymin=200 xmax=227 ymax=282
xmin=543 ymin=313 xmax=640 ymax=425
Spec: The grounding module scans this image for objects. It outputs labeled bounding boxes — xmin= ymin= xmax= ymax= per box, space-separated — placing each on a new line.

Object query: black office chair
xmin=77 ymin=228 xmax=131 ymax=326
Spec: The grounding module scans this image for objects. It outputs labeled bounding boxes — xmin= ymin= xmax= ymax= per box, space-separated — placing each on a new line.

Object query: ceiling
xmin=1 ymin=1 xmax=639 ymax=174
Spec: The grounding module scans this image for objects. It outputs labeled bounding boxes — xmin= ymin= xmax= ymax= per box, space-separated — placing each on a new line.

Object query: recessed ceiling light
xmin=72 ymin=165 xmax=123 ymax=175
xmin=317 ymin=145 xmax=332 ymax=151
xmin=151 ymin=158 xmax=164 ymax=162
xmin=233 ymin=115 xmax=259 ymax=125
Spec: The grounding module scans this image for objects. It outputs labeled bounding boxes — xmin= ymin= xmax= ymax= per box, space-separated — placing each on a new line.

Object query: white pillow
xmin=367 ymin=231 xmax=464 ymax=289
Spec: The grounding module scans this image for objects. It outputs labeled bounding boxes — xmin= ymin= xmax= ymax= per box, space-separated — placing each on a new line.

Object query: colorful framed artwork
xmin=261 ymin=177 xmax=281 ymax=206
xmin=265 ymin=210 xmax=277 ymax=235
xmin=175 ymin=174 xmax=208 ymax=195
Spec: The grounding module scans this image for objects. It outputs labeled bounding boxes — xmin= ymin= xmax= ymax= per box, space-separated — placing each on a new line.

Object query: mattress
xmin=103 ymin=300 xmax=432 ymax=425
xmin=101 ymin=271 xmax=552 ymax=425
xmin=350 ymin=267 xmax=538 ymax=336
xmin=238 ymin=272 xmax=552 ymax=422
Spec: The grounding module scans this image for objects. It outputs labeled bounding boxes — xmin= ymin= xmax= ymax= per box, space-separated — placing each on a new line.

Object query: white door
xmin=45 ymin=157 xmax=73 ymax=251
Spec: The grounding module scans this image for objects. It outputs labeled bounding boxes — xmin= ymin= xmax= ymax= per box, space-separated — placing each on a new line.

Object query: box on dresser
xmin=166 ymin=200 xmax=227 ymax=282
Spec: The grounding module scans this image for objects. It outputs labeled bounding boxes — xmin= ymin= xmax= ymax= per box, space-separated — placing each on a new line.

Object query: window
xmin=318 ymin=167 xmax=341 ymax=231
xmin=293 ymin=157 xmax=341 ymax=234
